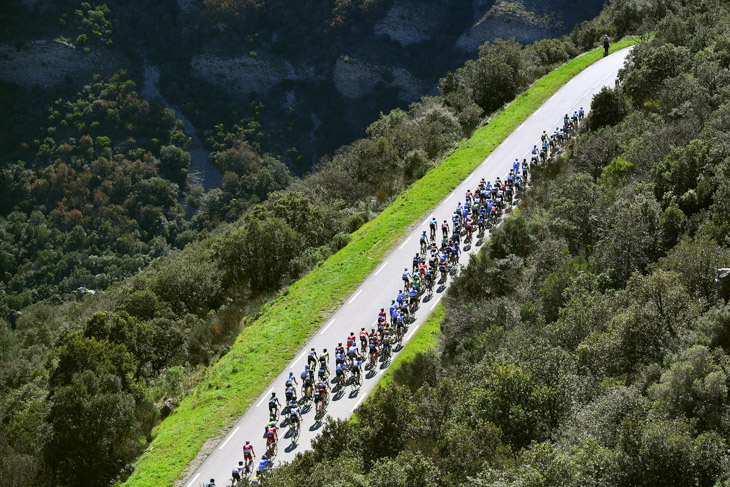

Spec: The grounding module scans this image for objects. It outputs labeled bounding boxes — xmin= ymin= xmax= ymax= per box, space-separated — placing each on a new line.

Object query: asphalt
xmin=183 ymin=46 xmax=632 ymax=487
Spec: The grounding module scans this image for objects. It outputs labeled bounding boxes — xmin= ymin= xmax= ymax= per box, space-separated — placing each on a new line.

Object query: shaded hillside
xmin=2 ymin=0 xmax=603 ymax=172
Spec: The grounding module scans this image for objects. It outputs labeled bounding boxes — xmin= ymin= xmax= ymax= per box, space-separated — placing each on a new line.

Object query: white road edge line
xmin=219 ymin=426 xmax=240 ymax=450
xmin=423 ymin=217 xmax=431 ymax=226
xmin=291 ymin=350 xmax=307 ymax=367
xmin=430 ymin=295 xmax=443 ymax=310
xmin=320 ymin=319 xmax=336 ymax=335
xmin=186 ymin=473 xmax=200 ymax=487
xmin=444 ymin=193 xmax=454 ymax=202
xmin=398 ymin=236 xmax=412 ymax=249
xmin=351 ymin=394 xmax=366 ymax=412
xmin=256 ymin=389 xmax=274 ymax=407
xmin=374 ymin=261 xmax=388 ymax=276
xmin=349 ymin=289 xmax=363 ymax=304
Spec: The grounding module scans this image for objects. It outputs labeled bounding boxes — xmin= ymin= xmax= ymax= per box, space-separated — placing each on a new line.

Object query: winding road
xmin=182 ymin=46 xmax=632 ymax=487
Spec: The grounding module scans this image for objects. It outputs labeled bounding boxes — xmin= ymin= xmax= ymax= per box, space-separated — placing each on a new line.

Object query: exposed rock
xmin=457 ymin=0 xmax=555 ymax=52
xmin=160 ymin=397 xmax=179 ymax=419
xmin=0 ymin=39 xmax=125 ymax=88
xmin=333 ymin=56 xmax=383 ymax=98
xmin=333 ymin=56 xmax=427 ymax=101
xmin=374 ymin=0 xmax=444 ymax=46
xmin=190 ymin=52 xmax=318 ymax=96
xmin=391 ymin=67 xmax=429 ymax=101
xmin=716 ymin=268 xmax=730 ymax=303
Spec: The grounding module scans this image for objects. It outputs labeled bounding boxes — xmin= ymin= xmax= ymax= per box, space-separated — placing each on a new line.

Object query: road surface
xmin=183 ymin=46 xmax=631 ymax=487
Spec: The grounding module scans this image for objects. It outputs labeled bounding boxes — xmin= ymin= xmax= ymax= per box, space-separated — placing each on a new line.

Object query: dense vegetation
xmin=0 ymin=1 xmax=675 ymax=487
xmin=261 ymin=1 xmax=730 ymax=485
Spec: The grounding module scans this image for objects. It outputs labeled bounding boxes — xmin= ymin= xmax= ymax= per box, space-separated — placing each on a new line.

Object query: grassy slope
xmin=122 ymin=37 xmax=639 ymax=487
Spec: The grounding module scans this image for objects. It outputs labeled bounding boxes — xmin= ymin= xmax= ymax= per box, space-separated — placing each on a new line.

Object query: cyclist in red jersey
xmin=347 ymin=332 xmax=356 ymax=348
xmin=266 ymin=424 xmax=278 ymax=451
xmin=243 ymin=441 xmax=255 ymax=470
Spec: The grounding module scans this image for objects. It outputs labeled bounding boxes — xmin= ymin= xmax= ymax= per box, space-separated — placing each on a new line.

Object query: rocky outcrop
xmin=333 ymin=57 xmax=383 ymax=98
xmin=0 ymin=39 xmax=125 ymax=88
xmin=190 ymin=52 xmax=320 ymax=96
xmin=333 ymin=56 xmax=427 ymax=101
xmin=457 ymin=0 xmax=555 ymax=52
xmin=374 ymin=0 xmax=445 ymax=46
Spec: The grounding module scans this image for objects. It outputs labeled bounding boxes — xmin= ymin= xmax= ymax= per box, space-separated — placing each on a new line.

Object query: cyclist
xmin=465 ymin=215 xmax=473 ymax=242
xmin=578 ymin=107 xmax=584 ymax=120
xmin=396 ymin=289 xmax=405 ymax=307
xmin=368 ymin=333 xmax=379 ymax=365
xmin=465 ymin=189 xmax=473 ymax=204
xmin=402 ymin=267 xmax=411 ymax=288
xmin=319 ymin=348 xmax=329 ymax=369
xmin=335 ymin=350 xmax=346 ymax=367
xmin=285 ymin=371 xmax=297 ymax=389
xmin=266 ymin=422 xmax=278 ymax=452
xmin=351 ymin=356 xmax=363 ymax=384
xmin=289 ymin=400 xmax=301 ymax=433
xmin=420 ymin=231 xmax=429 ymax=254
xmin=318 ymin=362 xmax=328 ymax=382
xmin=336 ymin=361 xmax=347 ymax=386
xmin=268 ymin=392 xmax=281 ymax=419
xmin=301 ymin=366 xmax=313 ymax=400
xmin=206 ymin=478 xmax=216 ymax=487
xmin=429 ymin=216 xmax=438 ymax=240
xmin=360 ymin=326 xmax=369 ymax=351
xmin=313 ymin=382 xmax=326 ymax=416
xmin=412 ymin=253 xmax=420 ymax=273
xmin=389 ymin=300 xmax=398 ymax=325
xmin=257 ymin=454 xmax=272 ymax=476
xmin=442 ymin=220 xmax=449 ymax=238
xmin=243 ymin=440 xmax=256 ymax=471
xmin=307 ymin=347 xmax=318 ymax=369
xmin=603 ymin=34 xmax=610 ymax=55
xmin=347 ymin=331 xmax=357 ymax=349
xmin=347 ymin=341 xmax=360 ymax=365
xmin=335 ymin=342 xmax=345 ymax=357
xmin=232 ymin=461 xmax=245 ymax=483
xmin=284 ymin=385 xmax=296 ymax=411
xmin=408 ymin=286 xmax=418 ymax=312
xmin=382 ymin=333 xmax=392 ymax=360
xmin=513 ymin=158 xmax=520 ymax=173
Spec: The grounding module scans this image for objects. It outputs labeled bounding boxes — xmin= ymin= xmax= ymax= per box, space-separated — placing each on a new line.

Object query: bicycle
xmin=289 ymin=420 xmax=300 ymax=444
xmin=368 ymin=348 xmax=378 ymax=369
xmin=301 ymin=383 xmax=312 ymax=407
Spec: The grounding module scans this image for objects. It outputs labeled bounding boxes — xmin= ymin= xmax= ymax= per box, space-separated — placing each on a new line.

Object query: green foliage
xmin=588 ymin=86 xmax=630 ymax=130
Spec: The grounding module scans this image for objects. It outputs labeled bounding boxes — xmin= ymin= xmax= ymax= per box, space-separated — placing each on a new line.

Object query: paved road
xmin=183 ymin=46 xmax=631 ymax=487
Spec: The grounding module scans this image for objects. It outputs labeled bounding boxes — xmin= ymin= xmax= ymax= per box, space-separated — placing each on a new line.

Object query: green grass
xmin=121 ymin=37 xmax=640 ymax=487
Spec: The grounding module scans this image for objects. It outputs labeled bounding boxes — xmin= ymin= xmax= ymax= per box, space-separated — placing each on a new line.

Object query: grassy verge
xmin=122 ymin=37 xmax=640 ymax=487
xmin=376 ymin=305 xmax=443 ymax=391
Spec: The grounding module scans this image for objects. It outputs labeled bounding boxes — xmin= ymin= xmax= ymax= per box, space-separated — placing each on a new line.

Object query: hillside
xmin=2 ymin=0 xmax=603 ymax=173
xmin=262 ymin=1 xmax=730 ymax=485
xmin=0 ymin=1 xmax=665 ymax=486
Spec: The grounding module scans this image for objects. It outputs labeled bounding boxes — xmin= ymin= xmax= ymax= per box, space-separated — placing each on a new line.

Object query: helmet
xmin=323 ymin=348 xmax=327 ymax=352
xmin=262 ymin=453 xmax=268 ymax=460
xmin=271 ymin=392 xmax=276 ymax=396
xmin=239 ymin=461 xmax=243 ymax=465
xmin=304 ymin=364 xmax=309 ymax=369
xmin=311 ymin=347 xmax=315 ymax=351
xmin=245 ymin=440 xmax=250 ymax=444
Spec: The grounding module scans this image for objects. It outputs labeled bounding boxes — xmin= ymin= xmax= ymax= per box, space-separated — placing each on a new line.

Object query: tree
xmin=588 ymin=86 xmax=630 ymax=130
xmin=649 ymin=345 xmax=729 ymax=433
xmin=46 ymin=371 xmax=142 ymax=487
